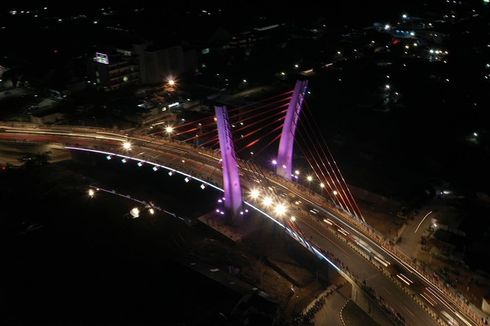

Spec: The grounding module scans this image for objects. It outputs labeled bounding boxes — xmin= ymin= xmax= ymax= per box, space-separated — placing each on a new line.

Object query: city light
xmin=200 ymin=184 xmax=206 ymax=190
xmin=274 ymin=203 xmax=287 ymax=216
xmin=153 ymin=166 xmax=158 ymax=171
xmin=130 ymin=207 xmax=140 ymax=218
xmin=137 ymin=162 xmax=143 ymax=167
xmin=165 ymin=125 xmax=174 ymax=134
xmin=262 ymin=196 xmax=273 ymax=207
xmin=473 ymin=132 xmax=478 ymax=137
xmin=167 ymin=79 xmax=175 ymax=86
xmin=122 ymin=141 xmax=132 ymax=151
xmin=148 ymin=208 xmax=155 ymax=215
xmin=385 ymin=84 xmax=391 ymax=90
xmin=184 ymin=177 xmax=190 ymax=183
xmin=320 ymin=183 xmax=325 ymax=188
xmin=250 ymin=188 xmax=260 ymax=200
xmin=294 ymin=170 xmax=300 ymax=175
xmin=333 ymin=190 xmax=338 ymax=195
xmin=307 ymin=175 xmax=313 ymax=182
xmin=290 ymin=216 xmax=296 ymax=222
xmin=88 ymin=189 xmax=95 ymax=198
xmin=271 ymin=159 xmax=277 ymax=165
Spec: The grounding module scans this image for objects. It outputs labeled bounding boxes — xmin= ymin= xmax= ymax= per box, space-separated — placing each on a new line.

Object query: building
xmin=134 ymin=43 xmax=197 ymax=85
xmin=88 ymin=51 xmax=140 ymax=91
xmin=88 ymin=43 xmax=197 ymax=89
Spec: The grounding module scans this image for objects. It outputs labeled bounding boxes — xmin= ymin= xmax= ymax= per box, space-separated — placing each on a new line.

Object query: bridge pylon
xmin=276 ymin=80 xmax=308 ymax=180
xmin=215 ymin=105 xmax=243 ymax=221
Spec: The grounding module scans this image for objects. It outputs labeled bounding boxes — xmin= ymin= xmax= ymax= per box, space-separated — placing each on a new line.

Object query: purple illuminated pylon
xmin=276 ymin=80 xmax=308 ymax=180
xmin=215 ymin=106 xmax=243 ymax=219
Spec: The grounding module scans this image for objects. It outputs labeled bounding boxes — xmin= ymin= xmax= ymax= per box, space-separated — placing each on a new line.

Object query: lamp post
xmin=165 ymin=125 xmax=174 ymax=140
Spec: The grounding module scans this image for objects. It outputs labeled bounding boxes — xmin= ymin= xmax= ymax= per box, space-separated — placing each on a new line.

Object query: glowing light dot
xmin=122 ymin=141 xmax=132 ymax=150
xmin=262 ymin=196 xmax=273 ymax=207
xmin=250 ymin=189 xmax=260 ymax=200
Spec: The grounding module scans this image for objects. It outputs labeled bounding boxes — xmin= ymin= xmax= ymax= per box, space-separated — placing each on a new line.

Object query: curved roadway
xmin=0 ymin=123 xmax=483 ymax=326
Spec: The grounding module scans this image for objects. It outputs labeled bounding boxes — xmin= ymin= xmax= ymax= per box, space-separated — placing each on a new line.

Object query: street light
xmin=274 ymin=203 xmax=287 ymax=216
xmin=250 ymin=188 xmax=260 ymax=200
xmin=122 ymin=141 xmax=132 ymax=151
xmin=165 ymin=125 xmax=174 ymax=135
xmin=262 ymin=196 xmax=273 ymax=207
xmin=148 ymin=208 xmax=155 ymax=215
xmin=167 ymin=79 xmax=175 ymax=86
xmin=333 ymin=190 xmax=338 ymax=195
xmin=307 ymin=175 xmax=313 ymax=182
xmin=88 ymin=189 xmax=95 ymax=198
xmin=320 ymin=182 xmax=325 ymax=189
xmin=130 ymin=207 xmax=140 ymax=218
xmin=290 ymin=216 xmax=296 ymax=222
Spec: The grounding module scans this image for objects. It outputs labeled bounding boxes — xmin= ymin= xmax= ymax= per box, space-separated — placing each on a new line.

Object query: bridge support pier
xmin=276 ymin=80 xmax=308 ymax=180
xmin=215 ymin=106 xmax=243 ymax=222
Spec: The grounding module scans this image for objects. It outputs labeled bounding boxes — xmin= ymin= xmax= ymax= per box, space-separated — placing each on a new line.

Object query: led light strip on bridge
xmin=64 ymin=146 xmax=342 ymax=273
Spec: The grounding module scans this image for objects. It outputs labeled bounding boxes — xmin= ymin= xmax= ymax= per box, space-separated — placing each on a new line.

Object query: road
xmin=0 ymin=122 xmax=483 ymax=326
